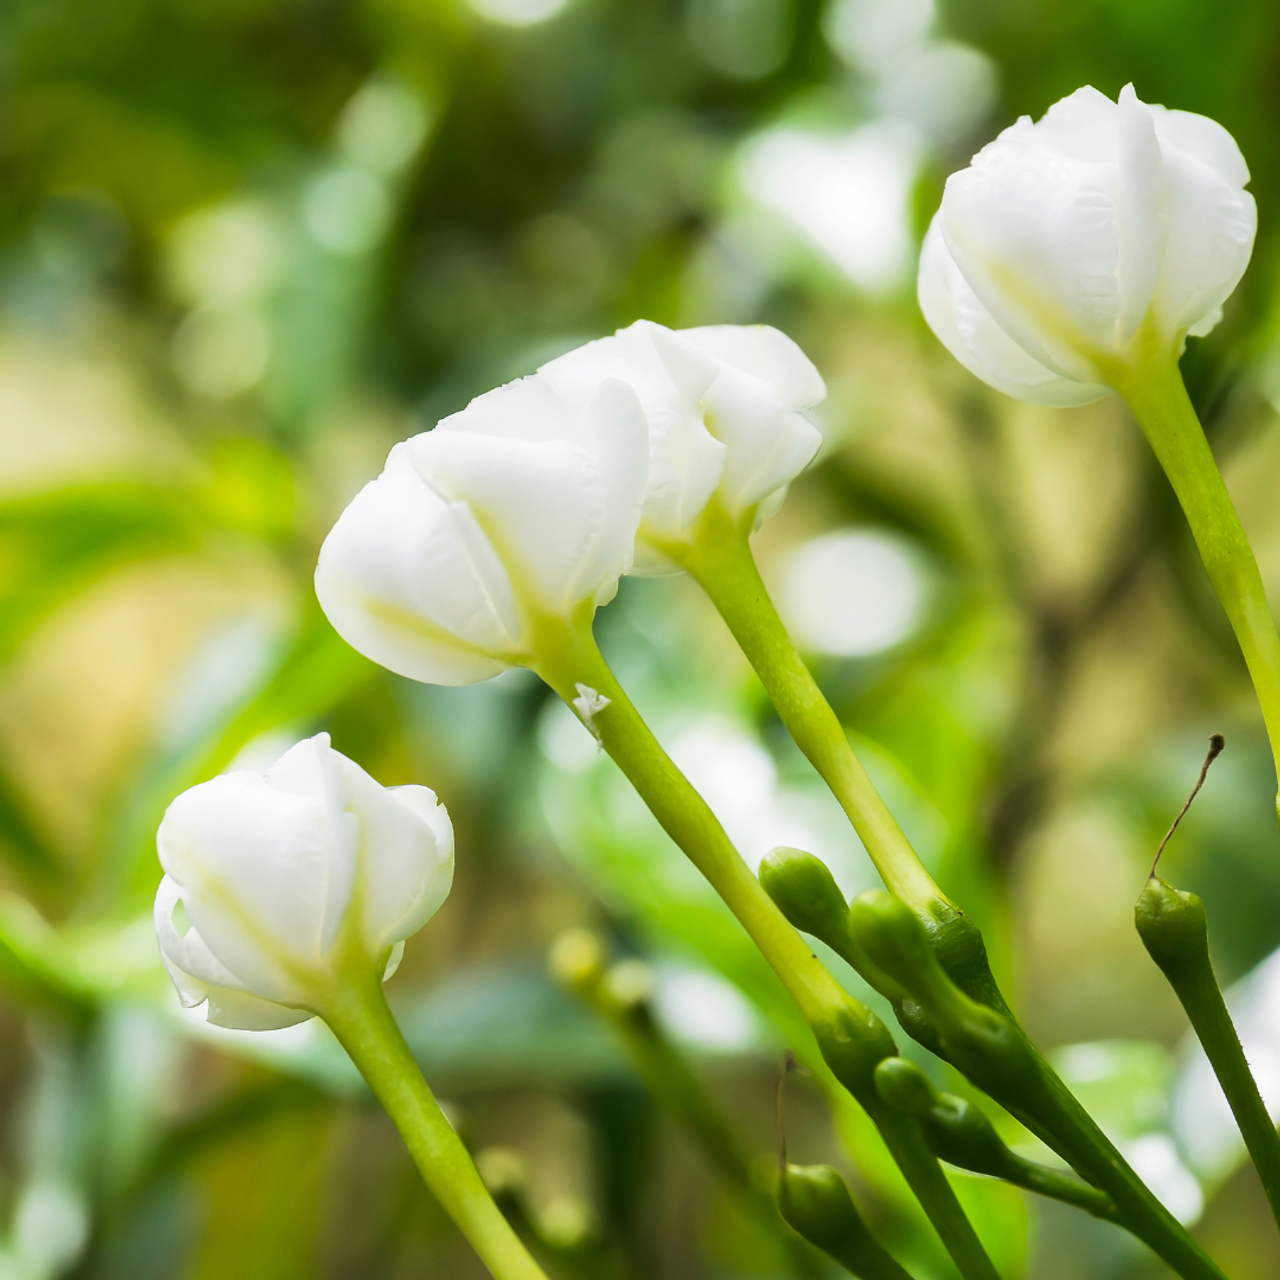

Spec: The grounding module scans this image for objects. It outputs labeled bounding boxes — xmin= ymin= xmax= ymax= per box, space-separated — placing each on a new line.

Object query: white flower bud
xmin=537 ymin=320 xmax=825 ymax=564
xmin=315 ymin=373 xmax=649 ymax=686
xmin=154 ymin=733 xmax=453 ymax=1029
xmin=919 ymin=84 xmax=1256 ymax=404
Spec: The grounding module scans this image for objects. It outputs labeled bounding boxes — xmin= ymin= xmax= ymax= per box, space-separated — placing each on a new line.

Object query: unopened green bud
xmin=873 ymin=1059 xmax=1115 ymax=1218
xmin=761 ymin=850 xmax=912 ymax=1007
xmin=871 ymin=1056 xmax=937 ymax=1117
xmin=777 ymin=1164 xmax=912 ymax=1280
xmin=1136 ymin=877 xmax=1209 ymax=984
xmin=874 ymin=1058 xmax=1012 ymax=1177
xmin=760 ymin=847 xmax=851 ymax=947
xmin=850 ymin=894 xmax=1037 ymax=1105
xmin=849 ymin=891 xmax=950 ymax=1006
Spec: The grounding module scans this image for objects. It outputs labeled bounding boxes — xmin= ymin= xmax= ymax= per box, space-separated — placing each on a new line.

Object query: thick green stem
xmin=531 ymin=615 xmax=998 ymax=1280
xmin=533 ymin=611 xmax=848 ymax=1028
xmin=668 ymin=504 xmax=947 ymax=912
xmin=1117 ymin=353 xmax=1280 ymax=798
xmin=322 ymin=977 xmax=549 ymax=1280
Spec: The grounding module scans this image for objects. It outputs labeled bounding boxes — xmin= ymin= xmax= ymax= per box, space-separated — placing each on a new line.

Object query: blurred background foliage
xmin=1 ymin=0 xmax=1280 ymax=1276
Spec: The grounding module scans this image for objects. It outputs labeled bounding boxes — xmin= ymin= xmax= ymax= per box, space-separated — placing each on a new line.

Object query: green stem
xmin=533 ymin=611 xmax=847 ymax=1029
xmin=1012 ymin=1062 xmax=1224 ymax=1280
xmin=1117 ymin=351 xmax=1280 ymax=798
xmin=668 ymin=504 xmax=947 ymax=912
xmin=531 ymin=615 xmax=999 ymax=1280
xmin=322 ymin=977 xmax=550 ymax=1280
xmin=867 ymin=1102 xmax=998 ymax=1280
xmin=1175 ymin=964 xmax=1280 ymax=1229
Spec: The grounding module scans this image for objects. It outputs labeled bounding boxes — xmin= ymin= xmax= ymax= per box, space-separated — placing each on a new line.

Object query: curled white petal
xmin=539 ymin=320 xmax=825 ymax=548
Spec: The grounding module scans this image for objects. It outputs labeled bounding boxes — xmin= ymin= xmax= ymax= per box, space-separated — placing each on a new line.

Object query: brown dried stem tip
xmin=1151 ymin=734 xmax=1225 ymax=878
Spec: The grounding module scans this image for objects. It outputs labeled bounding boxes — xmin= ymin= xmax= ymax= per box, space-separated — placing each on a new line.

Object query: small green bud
xmin=1136 ymin=877 xmax=1209 ymax=983
xmin=777 ymin=1164 xmax=911 ymax=1280
xmin=871 ymin=1058 xmax=1114 ymax=1217
xmin=871 ymin=1056 xmax=936 ymax=1116
xmin=874 ymin=1058 xmax=1012 ymax=1178
xmin=760 ymin=847 xmax=851 ymax=947
xmin=849 ymin=891 xmax=948 ymax=1002
xmin=759 ymin=850 xmax=915 ymax=1005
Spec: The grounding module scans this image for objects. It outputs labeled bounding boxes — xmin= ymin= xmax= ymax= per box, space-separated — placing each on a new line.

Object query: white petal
xmin=540 ymin=323 xmax=725 ymax=542
xmin=204 ymin=989 xmax=312 ymax=1031
xmin=1154 ymin=148 xmax=1256 ymax=338
xmin=1151 ymin=106 xmax=1250 ymax=188
xmin=1115 ymin=85 xmax=1167 ymax=340
xmin=917 ymin=219 xmax=1110 ymax=406
xmin=645 ymin=323 xmax=720 ymax=405
xmin=382 ymin=940 xmax=406 ymax=982
xmin=1030 ymin=85 xmax=1121 ymax=162
xmin=337 ymin=757 xmax=455 ymax=951
xmin=410 ymin=424 xmax=606 ymax=613
xmin=265 ymin=735 xmax=359 ymax=957
xmin=700 ymin=365 xmax=822 ymax=513
xmin=678 ymin=324 xmax=827 ymax=409
xmin=567 ymin=379 xmax=649 ymax=595
xmin=157 ymin=771 xmax=334 ymax=1002
xmin=155 ymin=875 xmax=215 ymax=1007
xmin=315 ymin=443 xmax=519 ymax=686
xmin=436 ymin=372 xmax=583 ymax=447
xmin=941 ymin=130 xmax=1122 ymax=374
xmin=540 ymin=321 xmax=714 ymax=416
xmin=155 ymin=877 xmax=306 ymax=1029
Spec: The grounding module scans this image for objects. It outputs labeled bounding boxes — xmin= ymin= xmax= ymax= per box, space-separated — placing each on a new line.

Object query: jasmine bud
xmin=848 ymin=892 xmax=954 ymax=1011
xmin=777 ymin=1164 xmax=912 ymax=1280
xmin=920 ymin=86 xmax=1255 ymax=403
xmin=759 ymin=849 xmax=911 ymax=1009
xmin=1136 ymin=874 xmax=1280 ymax=1226
xmin=874 ymin=1058 xmax=1115 ymax=1219
xmin=759 ymin=847 xmax=850 ymax=947
xmin=1135 ymin=877 xmax=1209 ymax=983
xmin=874 ymin=1058 xmax=1019 ymax=1179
